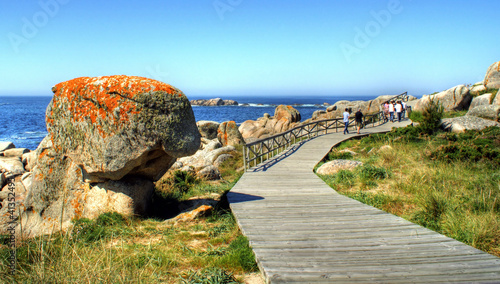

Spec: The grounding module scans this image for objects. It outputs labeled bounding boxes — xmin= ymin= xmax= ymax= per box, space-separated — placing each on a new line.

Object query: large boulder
xmin=441 ymin=116 xmax=500 ymax=133
xmin=414 ymin=85 xmax=471 ymax=112
xmin=217 ymin=121 xmax=245 ymax=146
xmin=466 ymin=105 xmax=500 ymax=121
xmin=47 ymin=75 xmax=200 ymax=183
xmin=274 ymin=105 xmax=301 ymax=123
xmin=484 ymin=61 xmax=500 ymax=89
xmin=238 ymin=106 xmax=301 ymax=140
xmin=197 ymin=121 xmax=220 ymax=140
xmin=469 ymin=93 xmax=493 ymax=109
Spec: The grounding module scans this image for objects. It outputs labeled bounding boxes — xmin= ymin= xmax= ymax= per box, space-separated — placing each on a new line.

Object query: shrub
xmin=419 ymin=97 xmax=444 ymax=135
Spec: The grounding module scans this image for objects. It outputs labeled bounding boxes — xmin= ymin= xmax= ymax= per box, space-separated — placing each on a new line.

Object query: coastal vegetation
xmin=0 ymin=151 xmax=258 ymax=283
xmin=318 ymin=108 xmax=500 ymax=257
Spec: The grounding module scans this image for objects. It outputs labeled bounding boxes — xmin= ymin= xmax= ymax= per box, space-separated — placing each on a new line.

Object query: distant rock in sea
xmin=190 ymin=98 xmax=239 ymax=106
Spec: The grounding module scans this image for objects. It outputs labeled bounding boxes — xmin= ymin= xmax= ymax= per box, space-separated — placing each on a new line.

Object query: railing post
xmin=243 ymin=146 xmax=247 ymax=172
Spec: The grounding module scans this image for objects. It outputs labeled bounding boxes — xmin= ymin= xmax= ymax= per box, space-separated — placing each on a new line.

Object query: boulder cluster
xmin=238 ymin=105 xmax=302 ymax=142
xmin=190 ymin=98 xmax=238 ymax=106
xmin=414 ymin=61 xmax=500 ymax=132
xmin=0 ymin=76 xmax=201 ymax=237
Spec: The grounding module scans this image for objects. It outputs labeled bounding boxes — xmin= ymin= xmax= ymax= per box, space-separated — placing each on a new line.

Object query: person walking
xmin=343 ymin=108 xmax=350 ymax=134
xmin=355 ymin=108 xmax=363 ymax=134
xmin=401 ymin=101 xmax=407 ymax=119
xmin=395 ymin=101 xmax=403 ymax=122
xmin=383 ymin=101 xmax=389 ymax=122
xmin=388 ymin=101 xmax=395 ymax=122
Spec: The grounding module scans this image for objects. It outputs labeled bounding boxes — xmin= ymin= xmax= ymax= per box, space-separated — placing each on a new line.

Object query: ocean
xmin=0 ymin=94 xmax=375 ymax=150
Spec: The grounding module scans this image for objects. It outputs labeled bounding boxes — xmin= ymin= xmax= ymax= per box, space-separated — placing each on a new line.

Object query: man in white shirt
xmin=395 ymin=101 xmax=403 ymax=122
xmin=343 ymin=108 xmax=350 ymax=134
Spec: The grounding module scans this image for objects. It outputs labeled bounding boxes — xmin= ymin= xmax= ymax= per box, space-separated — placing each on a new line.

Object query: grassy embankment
xmin=317 ymin=99 xmax=500 ymax=257
xmin=0 ymin=146 xmax=258 ymax=283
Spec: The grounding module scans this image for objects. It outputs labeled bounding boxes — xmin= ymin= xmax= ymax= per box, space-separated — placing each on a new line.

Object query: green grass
xmin=0 ymin=151 xmax=257 ymax=283
xmin=317 ymin=125 xmax=500 ymax=257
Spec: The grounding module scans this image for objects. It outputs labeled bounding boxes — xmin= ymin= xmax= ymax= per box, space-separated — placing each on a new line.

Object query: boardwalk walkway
xmin=228 ymin=120 xmax=500 ymax=283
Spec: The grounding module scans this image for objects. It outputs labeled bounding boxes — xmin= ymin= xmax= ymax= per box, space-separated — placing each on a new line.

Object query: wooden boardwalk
xmin=228 ymin=121 xmax=500 ymax=283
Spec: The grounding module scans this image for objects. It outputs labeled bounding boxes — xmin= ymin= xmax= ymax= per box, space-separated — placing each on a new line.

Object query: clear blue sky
xmin=1 ymin=0 xmax=499 ymax=98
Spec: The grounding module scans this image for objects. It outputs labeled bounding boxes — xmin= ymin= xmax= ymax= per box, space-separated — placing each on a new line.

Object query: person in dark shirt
xmin=355 ymin=108 xmax=363 ymax=134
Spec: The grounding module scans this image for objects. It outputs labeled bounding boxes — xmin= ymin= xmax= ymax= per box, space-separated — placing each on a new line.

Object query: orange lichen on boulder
xmin=48 ymin=75 xmax=182 ymax=129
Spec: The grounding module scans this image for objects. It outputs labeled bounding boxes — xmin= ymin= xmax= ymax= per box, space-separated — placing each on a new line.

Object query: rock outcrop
xmin=441 ymin=116 xmax=500 ymax=133
xmin=414 ymin=85 xmax=472 ymax=112
xmin=238 ymin=105 xmax=302 ymax=141
xmin=466 ymin=105 xmax=500 ymax=121
xmin=0 ymin=75 xmax=201 ymax=238
xmin=190 ymin=98 xmax=239 ymax=106
xmin=47 ymin=76 xmax=200 ymax=183
xmin=197 ymin=121 xmax=220 ymax=140
xmin=311 ymin=95 xmax=417 ymax=121
xmin=217 ymin=121 xmax=245 ymax=146
xmin=484 ymin=61 xmax=500 ymax=89
xmin=469 ymin=93 xmax=493 ymax=109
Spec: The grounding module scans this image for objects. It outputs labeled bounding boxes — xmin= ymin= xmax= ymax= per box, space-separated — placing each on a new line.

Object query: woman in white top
xmin=388 ymin=101 xmax=395 ymax=122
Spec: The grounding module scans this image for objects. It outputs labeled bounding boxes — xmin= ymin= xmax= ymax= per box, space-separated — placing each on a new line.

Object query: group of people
xmin=343 ymin=108 xmax=364 ymax=135
xmin=342 ymin=100 xmax=408 ymax=135
xmin=383 ymin=100 xmax=407 ymax=123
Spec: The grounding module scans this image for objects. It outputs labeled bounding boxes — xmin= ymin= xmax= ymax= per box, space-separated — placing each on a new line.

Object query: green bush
xmin=419 ymin=98 xmax=444 ymax=135
xmin=358 ymin=165 xmax=391 ymax=180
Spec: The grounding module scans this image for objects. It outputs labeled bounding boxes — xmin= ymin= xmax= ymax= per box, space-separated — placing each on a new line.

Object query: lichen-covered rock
xmin=484 ymin=61 xmax=500 ymax=89
xmin=414 ymin=85 xmax=471 ymax=112
xmin=197 ymin=120 xmax=220 ymax=140
xmin=469 ymin=93 xmax=493 ymax=109
xmin=441 ymin=116 xmax=500 ymax=133
xmin=47 ymin=75 xmax=200 ymax=182
xmin=274 ymin=105 xmax=301 ymax=123
xmin=316 ymin=159 xmax=363 ymax=175
xmin=466 ymin=105 xmax=500 ymax=121
xmin=217 ymin=121 xmax=244 ymax=146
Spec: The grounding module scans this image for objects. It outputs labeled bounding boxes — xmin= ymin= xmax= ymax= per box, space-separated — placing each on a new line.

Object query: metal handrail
xmin=242 ymin=92 xmax=408 ymax=170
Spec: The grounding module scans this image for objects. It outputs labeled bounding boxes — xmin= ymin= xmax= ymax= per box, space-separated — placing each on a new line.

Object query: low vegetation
xmin=318 ymin=122 xmax=500 ymax=257
xmin=0 ymin=148 xmax=258 ymax=283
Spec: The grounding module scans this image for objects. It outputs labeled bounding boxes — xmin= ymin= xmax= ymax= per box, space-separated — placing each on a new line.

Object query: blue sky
xmin=1 ymin=0 xmax=499 ymax=98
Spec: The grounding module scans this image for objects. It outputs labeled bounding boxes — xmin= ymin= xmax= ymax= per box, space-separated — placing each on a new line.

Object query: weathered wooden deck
xmin=228 ymin=121 xmax=500 ymax=283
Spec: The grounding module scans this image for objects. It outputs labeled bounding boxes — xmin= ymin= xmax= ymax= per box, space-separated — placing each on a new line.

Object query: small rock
xmin=214 ymin=154 xmax=233 ymax=168
xmin=0 ymin=142 xmax=15 ymax=152
xmin=340 ymin=149 xmax=358 ymax=156
xmin=218 ymin=121 xmax=245 ymax=146
xmin=2 ymin=148 xmax=30 ymax=158
xmin=316 ymin=159 xmax=363 ymax=175
xmin=469 ymin=93 xmax=492 ymax=109
xmin=197 ymin=165 xmax=221 ymax=180
xmin=22 ymin=151 xmax=38 ymax=171
xmin=378 ymin=145 xmax=393 ymax=152
xmin=0 ymin=157 xmax=25 ymax=176
xmin=168 ymin=205 xmax=213 ymax=223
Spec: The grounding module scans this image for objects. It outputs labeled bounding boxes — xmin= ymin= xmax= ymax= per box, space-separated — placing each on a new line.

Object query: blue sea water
xmin=0 ymin=94 xmax=374 ymax=150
